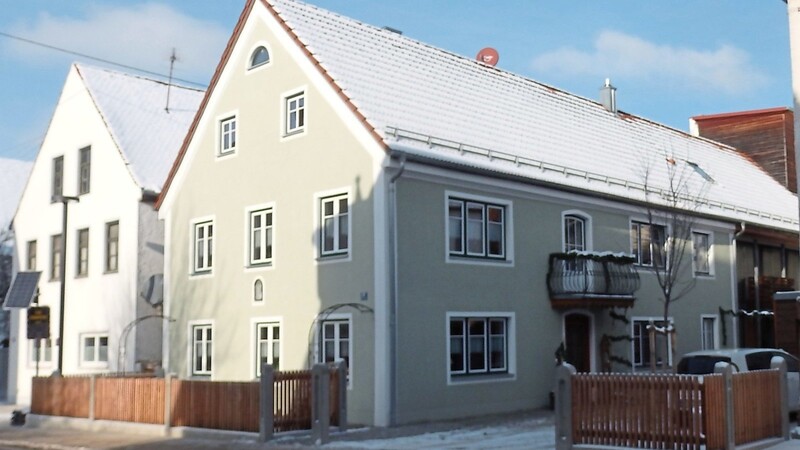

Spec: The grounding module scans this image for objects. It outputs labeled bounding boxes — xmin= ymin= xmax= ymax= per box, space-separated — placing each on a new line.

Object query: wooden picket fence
xmin=30 ymin=367 xmax=342 ymax=434
xmin=568 ymin=369 xmax=782 ymax=450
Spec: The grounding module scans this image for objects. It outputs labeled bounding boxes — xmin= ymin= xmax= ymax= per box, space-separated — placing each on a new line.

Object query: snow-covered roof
xmin=267 ymin=0 xmax=799 ymax=232
xmin=0 ymin=158 xmax=33 ymax=231
xmin=76 ymin=64 xmax=204 ymax=193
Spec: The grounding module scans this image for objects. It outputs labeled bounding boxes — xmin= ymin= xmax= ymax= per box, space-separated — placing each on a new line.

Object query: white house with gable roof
xmin=157 ymin=0 xmax=799 ymax=426
xmin=7 ymin=63 xmax=202 ymax=404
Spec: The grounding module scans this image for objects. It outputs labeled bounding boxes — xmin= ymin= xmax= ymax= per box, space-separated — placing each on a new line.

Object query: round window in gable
xmin=254 ymin=279 xmax=264 ymax=302
xmin=249 ymin=46 xmax=270 ymax=69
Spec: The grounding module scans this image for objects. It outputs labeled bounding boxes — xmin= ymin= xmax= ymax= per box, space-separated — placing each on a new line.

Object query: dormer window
xmin=249 ymin=46 xmax=270 ymax=69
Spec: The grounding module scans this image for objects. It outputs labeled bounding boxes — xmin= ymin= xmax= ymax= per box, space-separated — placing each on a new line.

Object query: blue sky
xmin=0 ymin=1 xmax=792 ymax=162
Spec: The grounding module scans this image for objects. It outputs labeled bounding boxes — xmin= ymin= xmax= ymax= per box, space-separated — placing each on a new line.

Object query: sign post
xmin=27 ymin=306 xmax=50 ymax=377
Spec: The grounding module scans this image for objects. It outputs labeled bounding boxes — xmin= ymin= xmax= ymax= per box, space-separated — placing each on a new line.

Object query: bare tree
xmin=638 ymin=153 xmax=712 ymax=371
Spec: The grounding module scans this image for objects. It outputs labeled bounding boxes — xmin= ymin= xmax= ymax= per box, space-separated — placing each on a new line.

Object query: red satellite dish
xmin=476 ymin=47 xmax=499 ymax=66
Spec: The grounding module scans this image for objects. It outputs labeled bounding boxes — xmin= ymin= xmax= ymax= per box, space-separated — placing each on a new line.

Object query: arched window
xmin=254 ymin=279 xmax=264 ymax=302
xmin=249 ymin=46 xmax=270 ymax=69
xmin=563 ymin=214 xmax=586 ymax=252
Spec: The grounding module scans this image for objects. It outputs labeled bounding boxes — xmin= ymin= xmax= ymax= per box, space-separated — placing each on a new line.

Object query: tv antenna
xmin=165 ymin=48 xmax=178 ymax=113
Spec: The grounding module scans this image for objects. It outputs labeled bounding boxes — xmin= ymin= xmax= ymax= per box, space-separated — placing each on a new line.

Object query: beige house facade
xmin=158 ymin=0 xmax=799 ymax=426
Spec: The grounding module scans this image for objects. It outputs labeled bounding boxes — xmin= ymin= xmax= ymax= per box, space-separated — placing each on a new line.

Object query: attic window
xmin=686 ymin=161 xmax=714 ymax=183
xmin=249 ymin=46 xmax=270 ymax=69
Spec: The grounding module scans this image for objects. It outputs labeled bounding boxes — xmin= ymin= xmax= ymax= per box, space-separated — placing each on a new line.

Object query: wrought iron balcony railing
xmin=547 ymin=252 xmax=640 ymax=309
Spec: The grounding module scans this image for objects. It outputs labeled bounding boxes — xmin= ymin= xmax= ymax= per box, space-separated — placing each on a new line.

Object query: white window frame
xmin=50 ymin=234 xmax=62 ymax=281
xmin=701 ymin=314 xmax=719 ymax=350
xmin=445 ymin=191 xmax=513 ymax=266
xmin=105 ymin=221 xmax=119 ymax=273
xmin=561 ymin=210 xmax=593 ymax=252
xmin=446 ymin=312 xmax=516 ymax=385
xmin=188 ymin=321 xmax=214 ymax=377
xmin=191 ymin=218 xmax=215 ymax=275
xmin=631 ymin=317 xmax=673 ymax=369
xmin=246 ymin=42 xmax=272 ymax=72
xmin=251 ymin=318 xmax=281 ymax=378
xmin=692 ymin=229 xmax=714 ymax=277
xmin=247 ymin=206 xmax=274 ymax=266
xmin=282 ymin=88 xmax=306 ymax=137
xmin=78 ymin=145 xmax=91 ymax=195
xmin=316 ymin=191 xmax=351 ymax=260
xmin=28 ymin=338 xmax=53 ymax=367
xmin=79 ymin=333 xmax=109 ymax=368
xmin=217 ymin=114 xmax=238 ymax=157
xmin=76 ymin=227 xmax=89 ymax=277
xmin=317 ymin=313 xmax=352 ymax=388
xmin=630 ymin=219 xmax=668 ymax=268
xmin=51 ymin=155 xmax=63 ymax=201
xmin=27 ymin=240 xmax=37 ymax=271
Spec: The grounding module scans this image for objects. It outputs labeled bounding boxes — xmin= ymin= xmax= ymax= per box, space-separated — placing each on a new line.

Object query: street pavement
xmin=0 ymin=403 xmax=554 ymax=450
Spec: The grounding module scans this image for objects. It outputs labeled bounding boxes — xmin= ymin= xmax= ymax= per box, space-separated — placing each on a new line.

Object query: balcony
xmin=547 ymin=252 xmax=640 ymax=309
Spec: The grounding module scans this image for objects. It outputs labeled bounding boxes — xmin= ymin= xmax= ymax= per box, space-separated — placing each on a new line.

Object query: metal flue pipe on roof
xmin=600 ymin=78 xmax=617 ymax=114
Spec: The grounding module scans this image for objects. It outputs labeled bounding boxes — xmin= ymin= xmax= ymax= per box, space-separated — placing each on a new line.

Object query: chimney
xmin=600 ymin=78 xmax=617 ymax=114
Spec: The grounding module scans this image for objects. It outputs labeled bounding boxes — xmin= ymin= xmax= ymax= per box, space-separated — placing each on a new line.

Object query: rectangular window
xmin=192 ymin=324 xmax=213 ymax=376
xmin=219 ymin=116 xmax=237 ymax=155
xmin=50 ymin=234 xmax=62 ymax=281
xmin=29 ymin=338 xmax=52 ymax=365
xmin=632 ymin=319 xmax=672 ymax=368
xmin=27 ymin=240 xmax=37 ymax=271
xmin=255 ymin=322 xmax=280 ymax=376
xmin=105 ymin=221 xmax=119 ymax=273
xmin=51 ymin=156 xmax=63 ymax=201
xmin=449 ymin=316 xmax=508 ymax=376
xmin=320 ymin=194 xmax=349 ymax=257
xmin=193 ymin=221 xmax=214 ymax=273
xmin=285 ymin=92 xmax=305 ymax=134
xmin=320 ymin=319 xmax=350 ymax=371
xmin=249 ymin=208 xmax=273 ymax=265
xmin=701 ymin=316 xmax=717 ymax=350
xmin=630 ymin=221 xmax=666 ymax=267
xmin=78 ymin=146 xmax=91 ymax=195
xmin=693 ymin=231 xmax=711 ymax=276
xmin=76 ymin=228 xmax=89 ymax=276
xmin=81 ymin=334 xmax=109 ymax=365
xmin=448 ymin=198 xmax=505 ymax=259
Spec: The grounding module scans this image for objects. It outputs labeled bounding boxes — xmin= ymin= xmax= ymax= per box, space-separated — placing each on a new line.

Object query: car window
xmin=677 ymin=356 xmax=732 ymax=374
xmin=745 ymin=352 xmax=774 ymax=371
xmin=770 ymin=351 xmax=799 ymax=372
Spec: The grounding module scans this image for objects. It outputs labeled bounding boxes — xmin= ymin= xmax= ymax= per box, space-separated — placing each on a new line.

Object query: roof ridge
xmin=74 ymin=61 xmax=205 ymax=93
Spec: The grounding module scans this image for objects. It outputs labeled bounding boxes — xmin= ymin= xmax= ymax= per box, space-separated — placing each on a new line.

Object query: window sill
xmin=282 ymin=129 xmax=305 ymax=139
xmin=317 ymin=252 xmax=350 ymax=265
xmin=103 ymin=270 xmax=119 ymax=275
xmin=448 ymin=372 xmax=515 ymax=385
xmin=75 ymin=274 xmax=88 ymax=279
xmin=446 ymin=255 xmax=513 ymax=267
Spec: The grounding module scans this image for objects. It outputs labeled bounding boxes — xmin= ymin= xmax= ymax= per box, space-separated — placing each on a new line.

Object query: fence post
xmin=555 ymin=363 xmax=576 ymax=450
xmin=312 ymin=363 xmax=330 ymax=445
xmin=335 ymin=361 xmax=347 ymax=432
xmin=259 ymin=364 xmax=274 ymax=442
xmin=771 ymin=356 xmax=790 ymax=440
xmin=164 ymin=373 xmax=172 ymax=433
xmin=89 ymin=375 xmax=96 ymax=421
xmin=714 ymin=362 xmax=735 ymax=450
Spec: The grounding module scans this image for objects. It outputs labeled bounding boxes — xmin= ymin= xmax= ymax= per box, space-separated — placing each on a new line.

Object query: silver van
xmin=676 ymin=348 xmax=800 ymax=412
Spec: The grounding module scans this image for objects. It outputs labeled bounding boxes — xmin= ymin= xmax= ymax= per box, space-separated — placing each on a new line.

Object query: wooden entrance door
xmin=564 ymin=313 xmax=591 ymax=373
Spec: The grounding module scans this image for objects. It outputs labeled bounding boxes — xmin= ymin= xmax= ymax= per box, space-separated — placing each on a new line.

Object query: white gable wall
xmin=9 ymin=65 xmax=143 ymax=403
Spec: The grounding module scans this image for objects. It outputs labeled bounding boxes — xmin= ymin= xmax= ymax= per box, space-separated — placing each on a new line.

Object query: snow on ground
xmin=324 ymin=417 xmax=555 ymax=450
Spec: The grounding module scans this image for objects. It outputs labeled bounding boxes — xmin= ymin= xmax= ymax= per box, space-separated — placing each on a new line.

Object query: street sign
xmin=27 ymin=306 xmax=50 ymax=340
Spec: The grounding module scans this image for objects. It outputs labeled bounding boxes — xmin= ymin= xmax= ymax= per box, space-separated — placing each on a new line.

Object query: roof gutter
xmin=387 ymin=145 xmax=794 ymax=235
